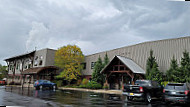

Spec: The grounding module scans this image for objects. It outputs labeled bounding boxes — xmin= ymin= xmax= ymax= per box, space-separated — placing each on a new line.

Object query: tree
xmin=0 ymin=64 xmax=7 ymax=79
xmin=150 ymin=63 xmax=163 ymax=83
xmin=55 ymin=45 xmax=84 ymax=84
xmin=92 ymin=56 xmax=105 ymax=85
xmin=179 ymin=50 xmax=190 ymax=82
xmin=92 ymin=53 xmax=110 ymax=85
xmin=166 ymin=56 xmax=180 ymax=82
xmin=146 ymin=50 xmax=163 ymax=83
xmin=146 ymin=49 xmax=156 ymax=79
xmin=103 ymin=53 xmax=109 ymax=66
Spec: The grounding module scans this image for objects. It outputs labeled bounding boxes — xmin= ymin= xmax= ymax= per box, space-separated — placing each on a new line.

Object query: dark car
xmin=123 ymin=80 xmax=163 ymax=103
xmin=34 ymin=80 xmax=57 ymax=90
xmin=163 ymin=83 xmax=190 ymax=104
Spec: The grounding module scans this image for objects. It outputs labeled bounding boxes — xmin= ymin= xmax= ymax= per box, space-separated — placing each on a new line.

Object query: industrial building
xmin=5 ymin=36 xmax=190 ymax=88
xmin=82 ymin=37 xmax=190 ymax=80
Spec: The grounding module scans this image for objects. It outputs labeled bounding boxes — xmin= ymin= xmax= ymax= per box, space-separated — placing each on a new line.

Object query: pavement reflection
xmin=1 ymin=86 xmax=189 ymax=107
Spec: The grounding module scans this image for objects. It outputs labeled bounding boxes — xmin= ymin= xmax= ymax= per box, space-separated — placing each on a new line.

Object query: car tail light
xmin=139 ymin=86 xmax=144 ymax=92
xmin=163 ymin=89 xmax=165 ymax=93
xmin=185 ymin=90 xmax=189 ymax=95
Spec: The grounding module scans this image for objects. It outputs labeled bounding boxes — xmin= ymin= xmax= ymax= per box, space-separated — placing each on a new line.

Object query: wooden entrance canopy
xmin=101 ymin=56 xmax=145 ymax=89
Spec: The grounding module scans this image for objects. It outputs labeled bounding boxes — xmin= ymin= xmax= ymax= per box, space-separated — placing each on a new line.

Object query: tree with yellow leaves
xmin=55 ymin=45 xmax=84 ymax=84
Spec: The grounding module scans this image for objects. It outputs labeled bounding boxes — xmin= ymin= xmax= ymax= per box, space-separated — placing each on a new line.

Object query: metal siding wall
xmin=83 ymin=37 xmax=190 ymax=75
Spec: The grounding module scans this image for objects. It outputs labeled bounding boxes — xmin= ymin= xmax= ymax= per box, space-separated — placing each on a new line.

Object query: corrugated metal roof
xmin=101 ymin=55 xmax=145 ymax=74
xmin=116 ymin=56 xmax=145 ymax=74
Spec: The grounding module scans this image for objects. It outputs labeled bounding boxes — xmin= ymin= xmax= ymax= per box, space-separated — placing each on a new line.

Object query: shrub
xmin=78 ymin=81 xmax=102 ymax=89
xmin=64 ymin=85 xmax=78 ymax=88
xmin=56 ymin=80 xmax=63 ymax=87
xmin=81 ymin=78 xmax=89 ymax=85
xmin=79 ymin=84 xmax=86 ymax=88
xmin=86 ymin=81 xmax=102 ymax=89
xmin=103 ymin=83 xmax=109 ymax=89
xmin=161 ymin=81 xmax=169 ymax=87
xmin=76 ymin=79 xmax=82 ymax=86
xmin=14 ymin=83 xmax=21 ymax=85
xmin=8 ymin=81 xmax=14 ymax=85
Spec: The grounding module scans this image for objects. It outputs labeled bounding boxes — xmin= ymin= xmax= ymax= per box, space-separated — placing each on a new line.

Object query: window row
xmin=81 ymin=62 xmax=96 ymax=70
xmin=9 ymin=60 xmax=43 ymax=71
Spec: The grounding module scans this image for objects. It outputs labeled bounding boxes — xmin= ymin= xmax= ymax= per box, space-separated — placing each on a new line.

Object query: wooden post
xmin=28 ymin=75 xmax=31 ymax=88
xmin=131 ymin=78 xmax=134 ymax=85
xmin=37 ymin=75 xmax=39 ymax=80
xmin=106 ymin=74 xmax=108 ymax=84
xmin=104 ymin=74 xmax=109 ymax=89
xmin=122 ymin=75 xmax=124 ymax=90
xmin=22 ymin=75 xmax=25 ymax=89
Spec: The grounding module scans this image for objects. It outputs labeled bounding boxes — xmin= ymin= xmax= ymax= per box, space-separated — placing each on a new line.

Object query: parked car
xmin=123 ymin=80 xmax=163 ymax=103
xmin=34 ymin=80 xmax=57 ymax=90
xmin=0 ymin=80 xmax=6 ymax=85
xmin=163 ymin=83 xmax=190 ymax=104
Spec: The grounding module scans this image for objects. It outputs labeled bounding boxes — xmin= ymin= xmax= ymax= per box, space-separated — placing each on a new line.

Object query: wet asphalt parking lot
xmin=0 ymin=86 xmax=189 ymax=107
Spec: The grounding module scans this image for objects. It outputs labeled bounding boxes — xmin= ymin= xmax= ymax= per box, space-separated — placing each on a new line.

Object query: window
xmin=152 ymin=81 xmax=159 ymax=87
xmin=28 ymin=64 xmax=31 ymax=68
xmin=39 ymin=60 xmax=43 ymax=65
xmin=91 ymin=62 xmax=96 ymax=69
xmin=9 ymin=65 xmax=12 ymax=70
xmin=34 ymin=56 xmax=38 ymax=66
xmin=16 ymin=63 xmax=19 ymax=70
xmin=82 ymin=63 xmax=86 ymax=69
xmin=25 ymin=65 xmax=28 ymax=69
xmin=35 ymin=56 xmax=38 ymax=60
xmin=20 ymin=63 xmax=22 ymax=70
xmin=135 ymin=80 xmax=151 ymax=86
xmin=43 ymin=80 xmax=48 ymax=83
xmin=34 ymin=61 xmax=38 ymax=66
xmin=165 ymin=84 xmax=186 ymax=90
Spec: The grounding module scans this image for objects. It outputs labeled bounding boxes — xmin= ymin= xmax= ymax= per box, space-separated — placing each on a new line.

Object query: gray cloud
xmin=0 ymin=0 xmax=190 ymax=65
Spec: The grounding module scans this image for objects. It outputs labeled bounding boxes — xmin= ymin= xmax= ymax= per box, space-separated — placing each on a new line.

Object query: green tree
xmin=92 ymin=56 xmax=104 ymax=85
xmin=146 ymin=50 xmax=163 ymax=83
xmin=146 ymin=49 xmax=156 ymax=79
xmin=55 ymin=45 xmax=84 ymax=84
xmin=0 ymin=64 xmax=7 ymax=79
xmin=166 ymin=56 xmax=180 ymax=82
xmin=103 ymin=53 xmax=109 ymax=66
xmin=179 ymin=50 xmax=190 ymax=82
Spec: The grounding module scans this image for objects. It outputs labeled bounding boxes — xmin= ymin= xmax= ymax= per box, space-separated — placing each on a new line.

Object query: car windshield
xmin=165 ymin=84 xmax=187 ymax=90
xmin=38 ymin=80 xmax=43 ymax=83
xmin=135 ymin=81 xmax=150 ymax=86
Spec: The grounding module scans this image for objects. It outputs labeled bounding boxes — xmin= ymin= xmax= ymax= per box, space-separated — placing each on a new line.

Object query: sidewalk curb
xmin=58 ymin=87 xmax=122 ymax=95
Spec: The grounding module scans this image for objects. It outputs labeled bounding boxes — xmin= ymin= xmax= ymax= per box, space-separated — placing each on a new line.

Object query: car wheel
xmin=127 ymin=96 xmax=133 ymax=101
xmin=40 ymin=85 xmax=43 ymax=90
xmin=165 ymin=101 xmax=170 ymax=105
xmin=52 ymin=85 xmax=56 ymax=89
xmin=145 ymin=93 xmax=152 ymax=103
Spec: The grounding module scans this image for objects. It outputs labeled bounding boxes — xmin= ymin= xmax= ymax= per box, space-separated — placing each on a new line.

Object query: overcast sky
xmin=0 ymin=0 xmax=190 ymax=65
